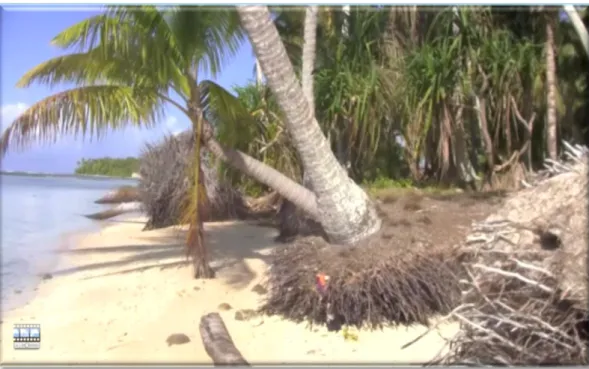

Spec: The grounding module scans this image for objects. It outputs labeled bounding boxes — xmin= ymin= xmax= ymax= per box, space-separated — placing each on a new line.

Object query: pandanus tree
xmin=0 ymin=6 xmax=329 ymax=278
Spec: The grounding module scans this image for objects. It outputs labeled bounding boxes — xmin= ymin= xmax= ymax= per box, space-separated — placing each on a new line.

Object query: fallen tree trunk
xmin=95 ymin=186 xmax=141 ymax=204
xmin=199 ymin=313 xmax=249 ymax=366
xmin=84 ymin=202 xmax=142 ymax=220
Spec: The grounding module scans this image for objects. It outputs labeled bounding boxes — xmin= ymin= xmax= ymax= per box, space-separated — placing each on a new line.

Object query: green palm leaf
xmin=1 ymin=85 xmax=163 ymax=155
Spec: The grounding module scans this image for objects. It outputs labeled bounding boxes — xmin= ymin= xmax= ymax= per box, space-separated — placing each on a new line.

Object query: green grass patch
xmin=362 ymin=176 xmax=460 ymax=201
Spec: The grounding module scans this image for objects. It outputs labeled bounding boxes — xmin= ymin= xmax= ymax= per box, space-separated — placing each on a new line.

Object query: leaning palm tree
xmin=562 ymin=6 xmax=589 ymax=59
xmin=0 ymin=6 xmax=318 ymax=277
xmin=238 ymin=6 xmax=382 ymax=244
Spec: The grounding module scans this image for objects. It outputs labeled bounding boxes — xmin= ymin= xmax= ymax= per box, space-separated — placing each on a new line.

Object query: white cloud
xmin=1 ymin=103 xmax=28 ymax=134
xmin=164 ymin=115 xmax=183 ymax=136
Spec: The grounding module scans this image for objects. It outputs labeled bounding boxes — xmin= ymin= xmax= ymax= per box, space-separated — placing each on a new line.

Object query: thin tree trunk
xmin=475 ymin=95 xmax=495 ymax=189
xmin=545 ymin=19 xmax=558 ymax=160
xmin=342 ymin=5 xmax=350 ymax=36
xmin=467 ymin=103 xmax=482 ymax=174
xmin=450 ymin=7 xmax=477 ymax=189
xmin=301 ymin=6 xmax=318 ymax=114
xmin=339 ymin=6 xmax=352 ymax=174
xmin=238 ymin=6 xmax=381 ymax=245
xmin=522 ymin=85 xmax=535 ymax=170
xmin=452 ymin=100 xmax=477 ymax=189
xmin=186 ymin=69 xmax=215 ymax=279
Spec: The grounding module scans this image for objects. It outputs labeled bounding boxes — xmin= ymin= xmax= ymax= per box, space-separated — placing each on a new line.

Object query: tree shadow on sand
xmin=53 ymin=222 xmax=280 ymax=290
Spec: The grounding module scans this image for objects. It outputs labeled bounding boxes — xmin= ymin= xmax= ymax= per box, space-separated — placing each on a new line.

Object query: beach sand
xmin=1 ymin=218 xmax=459 ymax=364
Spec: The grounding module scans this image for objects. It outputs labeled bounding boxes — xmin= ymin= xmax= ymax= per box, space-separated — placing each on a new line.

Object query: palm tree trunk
xmin=201 ymin=124 xmax=318 ymax=218
xmin=562 ymin=6 xmax=589 ymax=59
xmin=545 ymin=19 xmax=558 ymax=160
xmin=275 ymin=5 xmax=319 ymax=241
xmin=186 ymin=76 xmax=215 ymax=279
xmin=185 ymin=70 xmax=319 ymax=219
xmin=238 ymin=6 xmax=381 ymax=245
xmin=255 ymin=59 xmax=264 ymax=88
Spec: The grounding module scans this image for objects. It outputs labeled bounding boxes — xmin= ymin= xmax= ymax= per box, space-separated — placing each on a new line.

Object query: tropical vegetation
xmin=74 ymin=156 xmax=139 ymax=177
xmin=1 ymin=5 xmax=588 ymax=278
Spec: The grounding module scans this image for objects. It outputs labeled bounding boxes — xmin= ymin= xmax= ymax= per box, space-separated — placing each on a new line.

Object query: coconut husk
xmin=138 ymin=131 xmax=248 ymax=230
xmin=436 ymin=143 xmax=588 ymax=365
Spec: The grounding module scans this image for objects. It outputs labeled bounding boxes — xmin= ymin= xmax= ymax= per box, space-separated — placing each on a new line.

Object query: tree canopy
xmin=74 ymin=156 xmax=139 ymax=177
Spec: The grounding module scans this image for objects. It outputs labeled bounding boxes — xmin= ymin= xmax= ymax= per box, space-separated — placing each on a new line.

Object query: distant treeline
xmin=74 ymin=157 xmax=140 ymax=177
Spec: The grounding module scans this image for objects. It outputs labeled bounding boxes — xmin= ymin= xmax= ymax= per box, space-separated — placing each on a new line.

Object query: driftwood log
xmin=199 ymin=313 xmax=249 ymax=366
xmin=84 ymin=202 xmax=142 ymax=220
xmin=94 ymin=185 xmax=141 ymax=204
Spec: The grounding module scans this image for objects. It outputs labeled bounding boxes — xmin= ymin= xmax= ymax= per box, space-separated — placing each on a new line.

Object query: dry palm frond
xmin=437 ymin=142 xmax=588 ymax=365
xmin=138 ymin=131 xmax=247 ymax=231
xmin=180 ymin=116 xmax=214 ymax=279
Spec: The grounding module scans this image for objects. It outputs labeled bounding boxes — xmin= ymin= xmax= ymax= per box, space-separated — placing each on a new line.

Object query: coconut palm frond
xmin=16 ymin=50 xmax=147 ymax=88
xmin=0 ymin=85 xmax=163 ymax=156
xmin=50 ymin=13 xmax=114 ymax=51
xmin=49 ymin=7 xmax=188 ymax=93
xmin=168 ymin=7 xmax=245 ymax=78
xmin=200 ymin=80 xmax=256 ymax=140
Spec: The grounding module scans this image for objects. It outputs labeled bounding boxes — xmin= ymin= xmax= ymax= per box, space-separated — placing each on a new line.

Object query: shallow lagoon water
xmin=1 ymin=174 xmax=138 ymax=311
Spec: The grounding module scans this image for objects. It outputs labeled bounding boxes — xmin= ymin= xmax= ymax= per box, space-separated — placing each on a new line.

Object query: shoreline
xmin=1 ymin=219 xmax=458 ymax=364
xmin=0 ymin=171 xmax=139 ymax=181
xmin=1 ymin=211 xmax=135 ymax=314
xmin=1 ymin=218 xmax=106 ymax=313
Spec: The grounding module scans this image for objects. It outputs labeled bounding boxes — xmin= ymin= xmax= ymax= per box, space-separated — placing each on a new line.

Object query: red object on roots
xmin=315 ymin=273 xmax=329 ymax=295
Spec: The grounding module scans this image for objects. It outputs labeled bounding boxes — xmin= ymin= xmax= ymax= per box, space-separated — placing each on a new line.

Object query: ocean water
xmin=1 ymin=174 xmax=138 ymax=311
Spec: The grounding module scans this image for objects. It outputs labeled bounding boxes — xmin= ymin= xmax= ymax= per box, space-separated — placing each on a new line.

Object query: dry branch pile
xmin=138 ymin=131 xmax=247 ymax=230
xmin=261 ymin=235 xmax=464 ymax=329
xmin=437 ymin=143 xmax=588 ymax=365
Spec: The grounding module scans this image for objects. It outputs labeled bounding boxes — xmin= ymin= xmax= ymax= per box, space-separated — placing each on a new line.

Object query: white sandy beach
xmin=1 ymin=218 xmax=459 ymax=364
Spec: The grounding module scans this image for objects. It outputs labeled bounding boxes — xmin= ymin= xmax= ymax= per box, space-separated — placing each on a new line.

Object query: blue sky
xmin=0 ymin=6 xmax=255 ymax=173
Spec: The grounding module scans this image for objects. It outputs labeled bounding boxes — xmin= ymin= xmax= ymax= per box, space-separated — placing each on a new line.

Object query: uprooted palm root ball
xmin=437 ymin=144 xmax=589 ymax=365
xmin=261 ymin=234 xmax=464 ymax=329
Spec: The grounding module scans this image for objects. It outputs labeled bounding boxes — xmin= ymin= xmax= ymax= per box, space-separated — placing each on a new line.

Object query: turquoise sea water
xmin=1 ymin=174 xmax=138 ymax=311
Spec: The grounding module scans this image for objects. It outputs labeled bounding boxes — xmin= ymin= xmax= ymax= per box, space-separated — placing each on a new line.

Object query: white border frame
xmin=1 ymin=1 xmax=588 ymax=5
